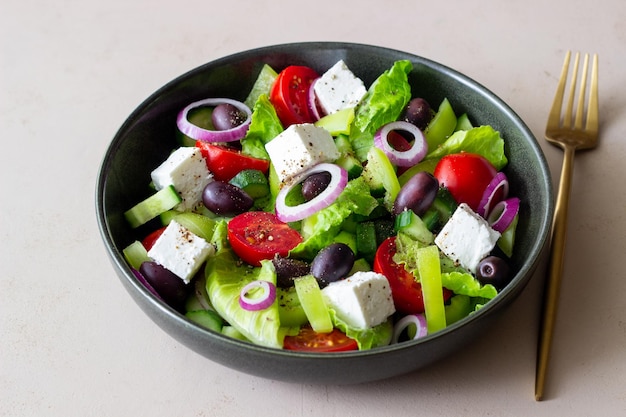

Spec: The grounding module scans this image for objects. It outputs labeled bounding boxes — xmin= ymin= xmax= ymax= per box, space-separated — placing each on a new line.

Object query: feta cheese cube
xmin=265 ymin=123 xmax=340 ymax=184
xmin=321 ymin=271 xmax=395 ymax=329
xmin=313 ymin=60 xmax=367 ymax=115
xmin=147 ymin=220 xmax=215 ymax=283
xmin=434 ymin=203 xmax=501 ymax=274
xmin=150 ymin=147 xmax=212 ymax=211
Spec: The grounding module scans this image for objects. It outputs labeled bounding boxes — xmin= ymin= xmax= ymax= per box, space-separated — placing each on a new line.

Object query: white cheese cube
xmin=150 ymin=147 xmax=212 ymax=211
xmin=321 ymin=271 xmax=395 ymax=329
xmin=434 ymin=203 xmax=501 ymax=274
xmin=147 ymin=220 xmax=215 ymax=283
xmin=265 ymin=123 xmax=340 ymax=185
xmin=313 ymin=60 xmax=367 ymax=115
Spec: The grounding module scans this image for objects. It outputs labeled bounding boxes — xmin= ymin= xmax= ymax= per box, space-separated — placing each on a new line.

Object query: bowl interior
xmin=96 ymin=42 xmax=553 ymax=384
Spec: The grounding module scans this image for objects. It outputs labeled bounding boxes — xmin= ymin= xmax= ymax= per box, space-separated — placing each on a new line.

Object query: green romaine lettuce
xmin=240 ymin=94 xmax=283 ymax=160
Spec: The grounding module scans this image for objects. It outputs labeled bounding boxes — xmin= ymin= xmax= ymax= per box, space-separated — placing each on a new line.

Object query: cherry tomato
xmin=142 ymin=226 xmax=166 ymax=251
xmin=283 ymin=325 xmax=358 ymax=352
xmin=270 ymin=65 xmax=319 ymax=127
xmin=433 ymin=152 xmax=497 ymax=211
xmin=195 ymin=142 xmax=270 ymax=182
xmin=373 ymin=237 xmax=452 ymax=315
xmin=227 ymin=212 xmax=303 ymax=266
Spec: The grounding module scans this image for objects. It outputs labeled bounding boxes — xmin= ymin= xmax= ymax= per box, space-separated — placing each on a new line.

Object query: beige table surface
xmin=2 ymin=0 xmax=625 ymax=415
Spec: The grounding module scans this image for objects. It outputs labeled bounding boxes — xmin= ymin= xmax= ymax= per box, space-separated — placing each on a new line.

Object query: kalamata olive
xmin=139 ymin=261 xmax=189 ymax=311
xmin=310 ymin=243 xmax=355 ymax=287
xmin=402 ymin=98 xmax=433 ymax=130
xmin=301 ymin=171 xmax=331 ymax=201
xmin=211 ymin=103 xmax=247 ymax=131
xmin=476 ymin=256 xmax=511 ymax=289
xmin=272 ymin=256 xmax=311 ymax=288
xmin=202 ymin=180 xmax=253 ymax=216
xmin=392 ymin=171 xmax=439 ymax=216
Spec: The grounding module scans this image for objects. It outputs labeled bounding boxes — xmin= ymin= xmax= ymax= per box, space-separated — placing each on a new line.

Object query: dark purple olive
xmin=272 ymin=256 xmax=311 ymax=288
xmin=402 ymin=98 xmax=433 ymax=130
xmin=476 ymin=256 xmax=511 ymax=289
xmin=311 ymin=243 xmax=355 ymax=287
xmin=392 ymin=171 xmax=439 ymax=216
xmin=139 ymin=261 xmax=189 ymax=311
xmin=301 ymin=171 xmax=331 ymax=201
xmin=202 ymin=180 xmax=253 ymax=216
xmin=211 ymin=103 xmax=247 ymax=131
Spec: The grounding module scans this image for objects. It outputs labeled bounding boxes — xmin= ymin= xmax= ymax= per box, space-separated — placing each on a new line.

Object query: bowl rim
xmin=96 ymin=41 xmax=554 ymax=361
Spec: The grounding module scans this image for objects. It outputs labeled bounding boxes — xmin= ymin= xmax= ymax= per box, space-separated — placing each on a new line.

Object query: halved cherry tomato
xmin=196 ymin=142 xmax=270 ymax=182
xmin=283 ymin=325 xmax=358 ymax=352
xmin=227 ymin=212 xmax=303 ymax=266
xmin=270 ymin=65 xmax=319 ymax=127
xmin=373 ymin=236 xmax=452 ymax=315
xmin=433 ymin=152 xmax=497 ymax=211
xmin=142 ymin=226 xmax=166 ymax=251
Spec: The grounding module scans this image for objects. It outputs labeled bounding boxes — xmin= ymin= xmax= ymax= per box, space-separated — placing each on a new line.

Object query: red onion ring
xmin=239 ymin=280 xmax=277 ymax=311
xmin=392 ymin=313 xmax=428 ymax=343
xmin=176 ymin=98 xmax=252 ymax=142
xmin=374 ymin=121 xmax=428 ymax=167
xmin=275 ymin=163 xmax=348 ymax=223
xmin=307 ymin=78 xmax=323 ymax=121
xmin=487 ymin=197 xmax=520 ymax=233
xmin=477 ymin=172 xmax=509 ymax=218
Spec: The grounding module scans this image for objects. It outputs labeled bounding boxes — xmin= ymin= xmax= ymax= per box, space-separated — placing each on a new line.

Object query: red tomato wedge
xmin=374 ymin=236 xmax=452 ymax=315
xmin=433 ymin=152 xmax=497 ymax=211
xmin=196 ymin=142 xmax=270 ymax=182
xmin=227 ymin=212 xmax=303 ymax=266
xmin=283 ymin=325 xmax=358 ymax=352
xmin=142 ymin=226 xmax=166 ymax=251
xmin=270 ymin=65 xmax=319 ymax=127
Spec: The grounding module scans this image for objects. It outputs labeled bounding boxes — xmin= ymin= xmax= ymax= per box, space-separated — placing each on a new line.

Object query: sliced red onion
xmin=307 ymin=78 xmax=323 ymax=121
xmin=239 ymin=280 xmax=277 ymax=311
xmin=487 ymin=197 xmax=520 ymax=233
xmin=477 ymin=172 xmax=509 ymax=218
xmin=275 ymin=163 xmax=348 ymax=223
xmin=392 ymin=313 xmax=428 ymax=343
xmin=176 ymin=98 xmax=252 ymax=142
xmin=131 ymin=268 xmax=163 ymax=301
xmin=374 ymin=121 xmax=428 ymax=167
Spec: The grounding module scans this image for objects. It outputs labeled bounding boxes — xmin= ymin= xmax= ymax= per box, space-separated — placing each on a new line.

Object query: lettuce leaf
xmin=350 ymin=60 xmax=413 ymax=161
xmin=240 ymin=94 xmax=283 ymax=160
xmin=426 ymin=125 xmax=508 ymax=170
xmin=328 ymin=309 xmax=393 ymax=350
xmin=290 ymin=177 xmax=379 ymax=260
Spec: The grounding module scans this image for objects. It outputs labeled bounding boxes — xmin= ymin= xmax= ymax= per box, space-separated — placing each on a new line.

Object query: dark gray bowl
xmin=96 ymin=42 xmax=553 ymax=384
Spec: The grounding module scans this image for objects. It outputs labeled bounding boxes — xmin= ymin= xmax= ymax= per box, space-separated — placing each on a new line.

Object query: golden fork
xmin=535 ymin=51 xmax=599 ymax=401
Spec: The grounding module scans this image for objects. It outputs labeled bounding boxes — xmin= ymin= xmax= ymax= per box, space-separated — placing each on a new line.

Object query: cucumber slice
xmin=454 ymin=113 xmax=473 ymax=131
xmin=361 ymin=146 xmax=401 ymax=210
xmin=122 ymin=240 xmax=150 ymax=270
xmin=294 ymin=275 xmax=333 ymax=333
xmin=244 ymin=64 xmax=278 ymax=108
xmin=172 ymin=212 xmax=216 ymax=241
xmin=185 ymin=309 xmax=223 ymax=332
xmin=315 ymin=107 xmax=355 ymax=136
xmin=356 ymin=221 xmax=377 ymax=262
xmin=394 ymin=210 xmax=434 ymax=244
xmin=431 ymin=187 xmax=458 ymax=224
xmin=124 ymin=185 xmax=182 ymax=228
xmin=332 ymin=230 xmax=357 ymax=254
xmin=277 ymin=286 xmax=308 ymax=327
xmin=424 ymin=98 xmax=457 ymax=150
xmin=348 ymin=258 xmax=371 ymax=275
xmin=335 ymin=154 xmax=363 ymax=179
xmin=229 ymin=169 xmax=270 ymax=199
xmin=221 ymin=325 xmax=250 ymax=341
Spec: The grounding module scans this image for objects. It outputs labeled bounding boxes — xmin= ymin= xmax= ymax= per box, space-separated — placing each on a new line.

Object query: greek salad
xmin=121 ymin=59 xmax=520 ymax=352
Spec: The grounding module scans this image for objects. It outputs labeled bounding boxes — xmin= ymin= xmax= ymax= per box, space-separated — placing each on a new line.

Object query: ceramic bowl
xmin=96 ymin=42 xmax=553 ymax=384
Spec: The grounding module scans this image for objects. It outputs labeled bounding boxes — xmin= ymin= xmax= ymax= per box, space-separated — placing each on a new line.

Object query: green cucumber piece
xmin=244 ymin=64 xmax=278 ymax=108
xmin=277 ymin=286 xmax=308 ymax=327
xmin=122 ymin=240 xmax=150 ymax=270
xmin=315 ymin=107 xmax=355 ymax=136
xmin=455 ymin=113 xmax=473 ymax=131
xmin=356 ymin=221 xmax=378 ymax=262
xmin=348 ymin=258 xmax=371 ymax=275
xmin=185 ymin=309 xmax=223 ymax=332
xmin=431 ymin=187 xmax=458 ymax=225
xmin=394 ymin=210 xmax=434 ymax=244
xmin=424 ymin=98 xmax=457 ymax=150
xmin=361 ymin=146 xmax=401 ymax=210
xmin=229 ymin=169 xmax=270 ymax=199
xmin=124 ymin=185 xmax=182 ymax=228
xmin=335 ymin=154 xmax=363 ymax=179
xmin=497 ymin=213 xmax=518 ymax=257
xmin=221 ymin=325 xmax=250 ymax=341
xmin=332 ymin=230 xmax=357 ymax=254
xmin=294 ymin=275 xmax=333 ymax=333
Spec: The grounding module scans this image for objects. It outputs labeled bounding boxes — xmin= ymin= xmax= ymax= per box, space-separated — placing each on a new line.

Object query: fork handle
xmin=535 ymin=144 xmax=576 ymax=401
